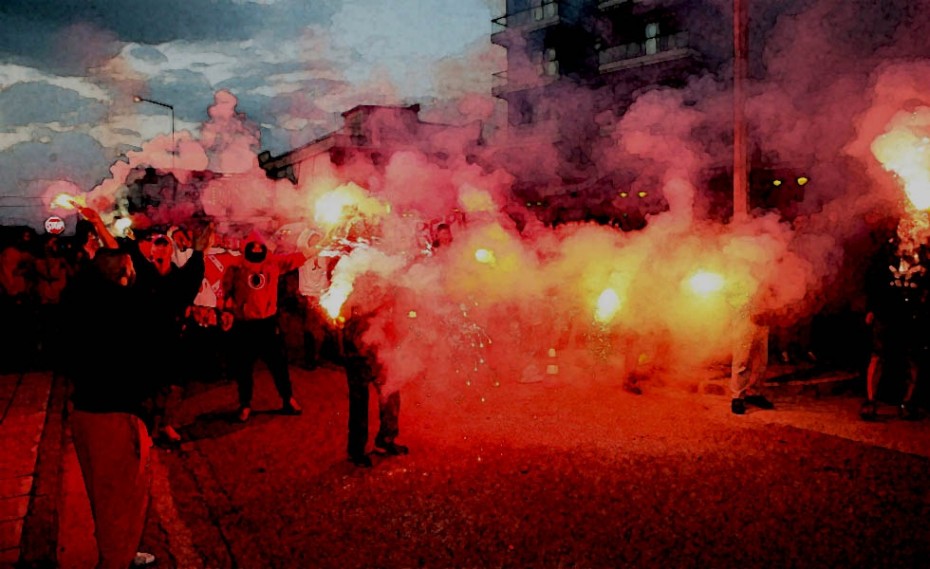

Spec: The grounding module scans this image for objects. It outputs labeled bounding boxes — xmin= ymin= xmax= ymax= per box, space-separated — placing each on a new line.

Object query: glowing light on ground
xmin=687 ymin=270 xmax=725 ymax=296
xmin=594 ymin=288 xmax=621 ymax=324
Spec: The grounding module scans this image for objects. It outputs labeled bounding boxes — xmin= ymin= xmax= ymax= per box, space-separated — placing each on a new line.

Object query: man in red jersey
xmin=224 ymin=230 xmax=320 ymax=421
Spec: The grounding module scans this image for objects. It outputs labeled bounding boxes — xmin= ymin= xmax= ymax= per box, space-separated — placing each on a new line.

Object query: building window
xmin=533 ymin=0 xmax=557 ymax=20
xmin=645 ymin=22 xmax=660 ymax=55
xmin=543 ymin=47 xmax=559 ymax=76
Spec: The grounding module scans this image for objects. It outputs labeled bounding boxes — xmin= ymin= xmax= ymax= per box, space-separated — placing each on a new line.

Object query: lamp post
xmin=732 ymin=0 xmax=749 ymax=223
xmin=133 ymin=95 xmax=175 ymax=168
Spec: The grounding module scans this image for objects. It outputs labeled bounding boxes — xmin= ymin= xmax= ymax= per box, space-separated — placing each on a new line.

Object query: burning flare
xmin=50 ymin=193 xmax=85 ymax=211
xmin=314 ymin=186 xmax=359 ymax=227
xmin=872 ymin=123 xmax=930 ymax=210
xmin=474 ymin=248 xmax=496 ymax=264
xmin=114 ymin=217 xmax=133 ymax=237
xmin=320 ymin=278 xmax=352 ymax=321
xmin=687 ymin=270 xmax=725 ymax=296
xmin=594 ymin=288 xmax=621 ymax=324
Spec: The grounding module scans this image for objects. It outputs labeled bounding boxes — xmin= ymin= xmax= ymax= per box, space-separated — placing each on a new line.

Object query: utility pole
xmin=733 ymin=0 xmax=749 ymax=223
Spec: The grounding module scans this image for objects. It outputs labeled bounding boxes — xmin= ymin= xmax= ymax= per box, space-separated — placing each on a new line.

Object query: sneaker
xmin=731 ymin=398 xmax=746 ymax=415
xmin=745 ymin=395 xmax=774 ymax=410
xmin=132 ymin=551 xmax=156 ymax=566
xmin=860 ymin=400 xmax=877 ymax=421
xmin=900 ymin=401 xmax=919 ymax=421
xmin=374 ymin=437 xmax=409 ymax=456
xmin=282 ymin=397 xmax=303 ymax=415
xmin=237 ymin=406 xmax=251 ymax=423
xmin=349 ymin=454 xmax=372 ymax=468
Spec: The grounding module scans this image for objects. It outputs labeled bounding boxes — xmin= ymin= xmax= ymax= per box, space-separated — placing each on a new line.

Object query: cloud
xmin=328 ymin=0 xmax=494 ymax=99
xmin=128 ymin=45 xmax=169 ymax=65
xmin=0 ymin=64 xmax=110 ymax=102
xmin=0 ymin=130 xmax=113 ymax=223
xmin=1 ymin=0 xmax=337 ymax=47
xmin=0 ymin=82 xmax=109 ymax=127
xmin=0 ymin=0 xmax=503 ymax=226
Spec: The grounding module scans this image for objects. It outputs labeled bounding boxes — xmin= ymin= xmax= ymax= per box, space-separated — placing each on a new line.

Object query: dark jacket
xmin=60 ymin=260 xmax=158 ymax=418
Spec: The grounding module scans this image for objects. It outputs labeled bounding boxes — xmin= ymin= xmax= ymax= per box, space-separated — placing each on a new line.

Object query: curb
xmin=16 ymin=373 xmax=67 ymax=569
xmin=0 ymin=372 xmax=53 ymax=569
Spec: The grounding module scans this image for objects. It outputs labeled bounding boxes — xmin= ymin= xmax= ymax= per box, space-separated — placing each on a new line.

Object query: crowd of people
xmin=0 ymin=208 xmax=409 ymax=568
xmin=2 ymin=203 xmax=928 ymax=568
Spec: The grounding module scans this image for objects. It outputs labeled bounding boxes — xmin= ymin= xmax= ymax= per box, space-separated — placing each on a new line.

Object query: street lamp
xmin=133 ymin=95 xmax=175 ymax=167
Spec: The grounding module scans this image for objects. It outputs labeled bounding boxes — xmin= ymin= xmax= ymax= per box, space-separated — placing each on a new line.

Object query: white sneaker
xmin=132 ymin=551 xmax=156 ymax=566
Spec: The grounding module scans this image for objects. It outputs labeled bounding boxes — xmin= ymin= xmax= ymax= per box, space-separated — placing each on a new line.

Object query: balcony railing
xmin=491 ymin=70 xmax=558 ymax=97
xmin=597 ymin=0 xmax=643 ymax=9
xmin=492 ymin=2 xmax=578 ymax=35
xmin=598 ymin=31 xmax=692 ymax=71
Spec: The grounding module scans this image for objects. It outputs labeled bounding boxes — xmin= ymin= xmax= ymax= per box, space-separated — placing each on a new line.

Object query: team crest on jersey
xmin=248 ymin=272 xmax=267 ymax=290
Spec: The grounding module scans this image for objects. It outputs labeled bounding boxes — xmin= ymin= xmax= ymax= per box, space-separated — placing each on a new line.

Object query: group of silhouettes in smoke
xmin=51 ymin=206 xmax=408 ymax=568
xmin=4 ymin=202 xmax=927 ymax=568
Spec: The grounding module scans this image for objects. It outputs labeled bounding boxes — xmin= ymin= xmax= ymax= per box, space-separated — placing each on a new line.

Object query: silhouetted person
xmin=0 ymin=228 xmax=38 ymax=372
xmin=298 ymin=251 xmax=339 ymax=370
xmin=338 ymin=274 xmax=408 ymax=468
xmin=730 ymin=286 xmax=776 ymax=415
xmin=129 ymin=226 xmax=210 ymax=443
xmin=861 ymin=221 xmax=928 ymax=421
xmin=223 ymin=232 xmax=317 ymax=422
xmin=60 ymin=248 xmax=158 ymax=568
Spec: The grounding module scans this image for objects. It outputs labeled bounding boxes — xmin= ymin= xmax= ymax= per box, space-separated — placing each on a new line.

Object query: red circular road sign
xmin=45 ymin=216 xmax=65 ymax=234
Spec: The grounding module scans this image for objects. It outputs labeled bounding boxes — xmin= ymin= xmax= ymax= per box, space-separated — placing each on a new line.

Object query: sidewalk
xmin=0 ymin=371 xmax=54 ymax=569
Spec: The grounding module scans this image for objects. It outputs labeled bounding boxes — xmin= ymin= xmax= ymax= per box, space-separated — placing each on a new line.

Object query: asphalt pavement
xmin=7 ymin=362 xmax=930 ymax=568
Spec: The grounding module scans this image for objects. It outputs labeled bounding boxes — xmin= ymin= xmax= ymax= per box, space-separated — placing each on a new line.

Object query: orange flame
xmin=687 ymin=270 xmax=725 ymax=296
xmin=320 ymin=279 xmax=352 ymax=321
xmin=114 ymin=217 xmax=133 ymax=237
xmin=314 ymin=186 xmax=359 ymax=228
xmin=594 ymin=288 xmax=621 ymax=324
xmin=872 ymin=126 xmax=930 ymax=210
xmin=50 ymin=193 xmax=85 ymax=211
xmin=474 ymin=248 xmax=496 ymax=264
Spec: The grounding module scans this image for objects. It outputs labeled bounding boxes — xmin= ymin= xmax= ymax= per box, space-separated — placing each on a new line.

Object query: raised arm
xmin=77 ymin=206 xmax=119 ymax=249
xmin=170 ymin=223 xmax=214 ymax=305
